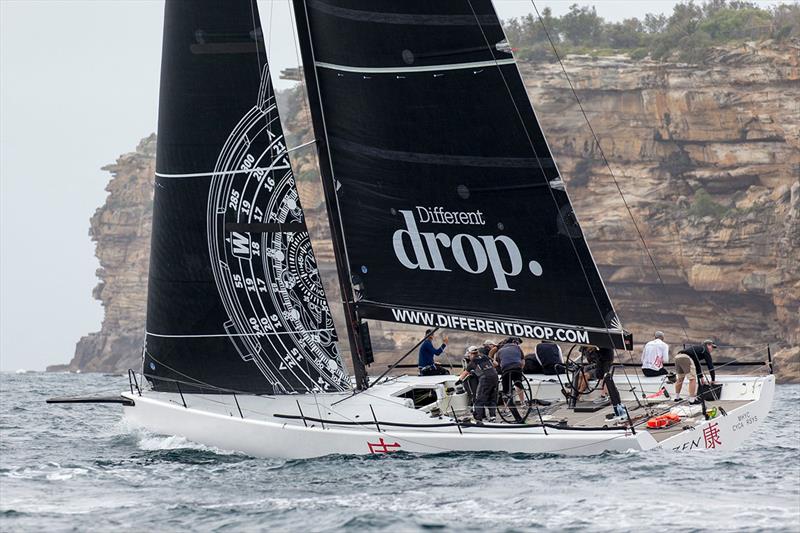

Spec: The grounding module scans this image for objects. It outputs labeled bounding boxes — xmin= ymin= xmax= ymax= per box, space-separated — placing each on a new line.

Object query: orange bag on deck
xmin=646 ymin=413 xmax=682 ymax=429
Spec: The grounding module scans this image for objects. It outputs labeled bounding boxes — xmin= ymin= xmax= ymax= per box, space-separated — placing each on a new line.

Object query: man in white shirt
xmin=641 ymin=331 xmax=670 ymax=377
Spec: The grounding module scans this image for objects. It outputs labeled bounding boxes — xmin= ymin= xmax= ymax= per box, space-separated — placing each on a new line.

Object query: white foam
xmin=133 ymin=430 xmax=237 ymax=455
xmin=45 ymin=468 xmax=88 ymax=481
xmin=4 ymin=464 xmax=89 ymax=482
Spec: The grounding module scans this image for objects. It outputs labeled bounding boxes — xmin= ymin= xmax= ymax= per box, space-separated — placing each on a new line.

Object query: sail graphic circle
xmin=206 ymin=68 xmax=349 ymax=394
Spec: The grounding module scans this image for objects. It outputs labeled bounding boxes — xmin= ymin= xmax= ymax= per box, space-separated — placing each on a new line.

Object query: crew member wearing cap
xmin=674 ymin=339 xmax=717 ymax=404
xmin=641 ymin=331 xmax=670 ymax=377
xmin=456 ymin=345 xmax=498 ymax=423
xmin=479 ymin=339 xmax=497 ymax=357
xmin=459 ymin=346 xmax=481 ymax=402
xmin=418 ymin=329 xmax=450 ymax=376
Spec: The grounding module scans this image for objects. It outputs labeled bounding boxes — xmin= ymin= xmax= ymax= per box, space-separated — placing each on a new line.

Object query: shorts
xmin=674 ymin=354 xmax=696 ymax=379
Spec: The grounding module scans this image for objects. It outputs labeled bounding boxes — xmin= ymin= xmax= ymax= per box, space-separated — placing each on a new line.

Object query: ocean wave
xmin=135 ymin=433 xmax=233 ymax=454
xmin=2 ymin=463 xmax=90 ymax=482
xmin=1 ymin=374 xmax=798 ymax=532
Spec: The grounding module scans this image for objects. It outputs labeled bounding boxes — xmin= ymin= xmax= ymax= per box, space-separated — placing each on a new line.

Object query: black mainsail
xmin=292 ymin=0 xmax=631 ymax=350
xmin=144 ymin=0 xmax=350 ymax=394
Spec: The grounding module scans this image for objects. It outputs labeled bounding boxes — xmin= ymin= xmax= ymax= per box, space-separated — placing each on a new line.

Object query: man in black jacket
xmin=674 ymin=339 xmax=717 ymax=404
xmin=456 ymin=348 xmax=498 ymax=423
xmin=524 ymin=341 xmax=565 ymax=375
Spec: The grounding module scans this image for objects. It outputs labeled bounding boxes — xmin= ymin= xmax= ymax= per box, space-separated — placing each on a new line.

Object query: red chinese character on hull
xmin=367 ymin=437 xmax=401 ymax=454
xmin=703 ymin=422 xmax=722 ymax=449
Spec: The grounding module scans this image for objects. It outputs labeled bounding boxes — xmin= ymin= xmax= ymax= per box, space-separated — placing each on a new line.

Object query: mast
xmin=292 ymin=0 xmax=369 ymax=390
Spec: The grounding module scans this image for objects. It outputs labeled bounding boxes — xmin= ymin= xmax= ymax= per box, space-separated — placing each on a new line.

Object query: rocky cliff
xmin=58 ymin=41 xmax=799 ymax=380
xmin=520 ymin=40 xmax=799 ymax=379
xmin=63 ymin=135 xmax=155 ymax=373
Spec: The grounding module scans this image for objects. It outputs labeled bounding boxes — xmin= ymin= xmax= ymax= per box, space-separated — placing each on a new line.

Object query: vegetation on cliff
xmin=505 ymin=0 xmax=800 ymax=63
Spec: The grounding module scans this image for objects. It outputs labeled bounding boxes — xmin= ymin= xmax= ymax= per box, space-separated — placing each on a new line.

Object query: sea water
xmin=1 ymin=372 xmax=798 ymax=532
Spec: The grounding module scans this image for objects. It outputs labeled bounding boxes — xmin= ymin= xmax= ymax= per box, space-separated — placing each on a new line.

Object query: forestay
xmin=293 ymin=0 xmax=631 ymax=349
xmin=144 ymin=0 xmax=350 ymax=394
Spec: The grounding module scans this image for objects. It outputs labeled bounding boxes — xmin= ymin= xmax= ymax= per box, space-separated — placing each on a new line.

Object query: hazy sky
xmin=0 ymin=0 xmax=788 ymax=371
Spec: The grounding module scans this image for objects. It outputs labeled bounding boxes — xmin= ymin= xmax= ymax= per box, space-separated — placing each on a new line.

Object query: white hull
xmin=121 ymin=373 xmax=774 ymax=458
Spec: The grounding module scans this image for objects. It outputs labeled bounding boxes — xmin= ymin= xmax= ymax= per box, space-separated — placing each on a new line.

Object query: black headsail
xmin=144 ymin=0 xmax=350 ymax=394
xmin=292 ymin=0 xmax=631 ymax=350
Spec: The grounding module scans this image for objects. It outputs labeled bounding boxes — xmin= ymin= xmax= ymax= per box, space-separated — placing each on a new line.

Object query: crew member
xmin=456 ymin=346 xmax=498 ymax=423
xmin=460 ymin=346 xmax=480 ymax=402
xmin=579 ymin=346 xmax=614 ymax=404
xmin=674 ymin=339 xmax=717 ymax=404
xmin=479 ymin=339 xmax=497 ymax=357
xmin=495 ymin=337 xmax=527 ymax=419
xmin=418 ymin=329 xmax=449 ymax=376
xmin=641 ymin=331 xmax=670 ymax=377
xmin=525 ymin=341 xmax=565 ymax=375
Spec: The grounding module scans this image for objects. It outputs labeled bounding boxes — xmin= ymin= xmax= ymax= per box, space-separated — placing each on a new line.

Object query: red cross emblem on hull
xmin=367 ymin=437 xmax=401 ymax=454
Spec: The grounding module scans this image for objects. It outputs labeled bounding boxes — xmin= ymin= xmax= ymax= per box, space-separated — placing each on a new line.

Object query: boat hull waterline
xmin=121 ymin=374 xmax=774 ymax=458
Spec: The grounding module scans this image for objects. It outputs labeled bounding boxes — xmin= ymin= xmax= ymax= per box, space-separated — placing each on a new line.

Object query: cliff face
xmin=519 ymin=40 xmax=798 ymax=379
xmin=61 ymin=41 xmax=799 ymax=380
xmin=61 ymin=135 xmax=155 ymax=372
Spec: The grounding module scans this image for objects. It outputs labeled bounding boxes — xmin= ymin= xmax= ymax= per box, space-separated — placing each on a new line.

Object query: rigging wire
xmin=249 ymin=0 xmax=262 ymax=75
xmin=261 ymin=0 xmax=356 ymax=394
xmin=464 ymin=0 xmax=652 ymax=410
xmin=268 ymin=0 xmax=275 ymax=57
xmin=523 ymin=0 xmax=686 ymax=401
xmin=464 ymin=0 xmax=625 ymax=360
xmin=528 ymin=0 xmax=692 ymax=346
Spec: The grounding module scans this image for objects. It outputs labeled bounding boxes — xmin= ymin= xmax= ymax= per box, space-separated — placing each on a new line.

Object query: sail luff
xmin=291 ymin=0 xmax=370 ymax=389
xmin=468 ymin=1 xmax=628 ymax=350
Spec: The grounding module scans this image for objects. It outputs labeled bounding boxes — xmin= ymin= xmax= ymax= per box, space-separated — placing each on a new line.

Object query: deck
xmin=533 ymin=397 xmax=751 ymax=442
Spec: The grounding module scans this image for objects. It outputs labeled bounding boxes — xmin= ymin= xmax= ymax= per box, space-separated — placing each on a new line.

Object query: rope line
xmin=464 ymin=1 xmax=645 ymax=413
xmin=524 ymin=0 xmax=692 ymax=398
xmin=464 ymin=0 xmax=623 ymax=355
xmin=529 ymin=0 xmax=690 ymax=345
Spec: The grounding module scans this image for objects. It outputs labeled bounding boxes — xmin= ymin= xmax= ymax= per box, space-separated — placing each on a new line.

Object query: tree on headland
xmin=505 ymin=0 xmax=800 ymax=63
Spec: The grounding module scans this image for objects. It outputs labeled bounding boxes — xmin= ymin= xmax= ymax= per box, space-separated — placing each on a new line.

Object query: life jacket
xmin=535 ymin=343 xmax=563 ymax=374
xmin=646 ymin=412 xmax=681 ymax=429
xmin=471 ymin=355 xmax=497 ymax=379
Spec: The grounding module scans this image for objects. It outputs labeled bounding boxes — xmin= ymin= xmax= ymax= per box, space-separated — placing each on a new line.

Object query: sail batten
xmin=314 ymin=58 xmax=515 ymax=73
xmin=293 ymin=0 xmax=629 ymax=349
xmin=155 ymin=168 xmax=283 ymax=179
xmin=329 ymin=137 xmax=554 ymax=168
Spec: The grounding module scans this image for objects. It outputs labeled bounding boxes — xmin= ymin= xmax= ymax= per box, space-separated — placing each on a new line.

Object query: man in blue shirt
xmin=418 ymin=329 xmax=450 ymax=376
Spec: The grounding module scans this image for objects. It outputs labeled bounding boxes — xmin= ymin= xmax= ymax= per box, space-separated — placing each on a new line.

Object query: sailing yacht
xmin=51 ymin=0 xmax=774 ymax=458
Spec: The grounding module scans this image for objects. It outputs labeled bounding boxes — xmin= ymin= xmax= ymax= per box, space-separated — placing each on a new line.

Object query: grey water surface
xmin=1 ymin=372 xmax=798 ymax=532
